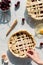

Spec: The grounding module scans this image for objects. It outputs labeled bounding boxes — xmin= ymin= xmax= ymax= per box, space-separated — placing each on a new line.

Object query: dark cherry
xmin=8 ymin=0 xmax=11 ymax=3
xmin=22 ymin=18 xmax=25 ymax=22
xmin=15 ymin=1 xmax=20 ymax=8
xmin=15 ymin=4 xmax=17 ymax=7
xmin=2 ymin=8 xmax=5 ymax=10
xmin=17 ymin=1 xmax=20 ymax=5
xmin=22 ymin=18 xmax=25 ymax=25
xmin=28 ymin=51 xmax=33 ymax=55
xmin=6 ymin=6 xmax=9 ymax=10
xmin=0 ymin=2 xmax=1 ymax=8
xmin=40 ymin=42 xmax=43 ymax=46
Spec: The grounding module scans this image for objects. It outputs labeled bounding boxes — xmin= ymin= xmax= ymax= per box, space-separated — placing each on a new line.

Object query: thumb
xmin=26 ymin=52 xmax=32 ymax=58
xmin=26 ymin=50 xmax=33 ymax=57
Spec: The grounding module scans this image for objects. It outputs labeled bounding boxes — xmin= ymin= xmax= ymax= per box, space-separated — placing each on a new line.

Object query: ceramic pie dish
xmin=8 ymin=31 xmax=36 ymax=58
xmin=26 ymin=0 xmax=43 ymax=20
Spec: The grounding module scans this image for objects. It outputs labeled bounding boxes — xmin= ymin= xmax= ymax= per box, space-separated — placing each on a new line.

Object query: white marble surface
xmin=0 ymin=0 xmax=43 ymax=65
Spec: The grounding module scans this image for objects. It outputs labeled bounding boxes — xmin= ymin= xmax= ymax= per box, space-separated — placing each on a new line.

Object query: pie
xmin=26 ymin=0 xmax=43 ymax=20
xmin=8 ymin=31 xmax=36 ymax=58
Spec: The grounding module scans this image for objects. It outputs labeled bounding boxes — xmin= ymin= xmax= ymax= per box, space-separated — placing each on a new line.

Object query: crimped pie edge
xmin=8 ymin=30 xmax=36 ymax=58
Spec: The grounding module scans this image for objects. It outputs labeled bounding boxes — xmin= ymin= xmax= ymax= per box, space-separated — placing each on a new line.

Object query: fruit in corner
xmin=0 ymin=0 xmax=11 ymax=11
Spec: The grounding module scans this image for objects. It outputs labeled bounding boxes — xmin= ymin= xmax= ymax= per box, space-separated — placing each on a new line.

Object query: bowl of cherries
xmin=0 ymin=0 xmax=11 ymax=12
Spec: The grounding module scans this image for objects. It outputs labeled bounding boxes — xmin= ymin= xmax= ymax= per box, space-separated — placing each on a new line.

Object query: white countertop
xmin=0 ymin=0 xmax=43 ymax=65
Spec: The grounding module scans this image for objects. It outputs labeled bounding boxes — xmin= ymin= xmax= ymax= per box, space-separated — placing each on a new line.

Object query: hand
xmin=27 ymin=49 xmax=43 ymax=64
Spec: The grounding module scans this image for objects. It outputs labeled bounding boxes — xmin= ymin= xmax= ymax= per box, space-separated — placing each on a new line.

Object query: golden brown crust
xmin=26 ymin=0 xmax=43 ymax=20
xmin=8 ymin=30 xmax=36 ymax=58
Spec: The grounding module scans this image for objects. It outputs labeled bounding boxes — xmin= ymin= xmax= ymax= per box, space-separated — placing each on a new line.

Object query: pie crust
xmin=8 ymin=31 xmax=36 ymax=58
xmin=26 ymin=0 xmax=43 ymax=20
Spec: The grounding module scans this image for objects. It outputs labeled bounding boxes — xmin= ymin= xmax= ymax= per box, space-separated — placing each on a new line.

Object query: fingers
xmin=26 ymin=48 xmax=34 ymax=58
xmin=28 ymin=50 xmax=33 ymax=55
xmin=26 ymin=52 xmax=32 ymax=58
xmin=27 ymin=48 xmax=35 ymax=53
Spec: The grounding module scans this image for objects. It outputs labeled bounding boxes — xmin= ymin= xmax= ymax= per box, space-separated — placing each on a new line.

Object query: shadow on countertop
xmin=7 ymin=50 xmax=32 ymax=65
xmin=0 ymin=9 xmax=11 ymax=24
xmin=24 ymin=9 xmax=43 ymax=28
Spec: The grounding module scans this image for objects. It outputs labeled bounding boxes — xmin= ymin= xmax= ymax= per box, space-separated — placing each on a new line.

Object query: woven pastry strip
xmin=8 ymin=31 xmax=36 ymax=58
xmin=26 ymin=0 xmax=43 ymax=20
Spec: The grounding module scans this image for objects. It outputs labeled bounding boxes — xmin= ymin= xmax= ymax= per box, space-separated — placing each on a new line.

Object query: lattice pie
xmin=26 ymin=0 xmax=43 ymax=20
xmin=8 ymin=31 xmax=36 ymax=58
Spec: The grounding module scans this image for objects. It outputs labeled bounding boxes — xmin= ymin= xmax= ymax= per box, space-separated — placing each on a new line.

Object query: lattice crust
xmin=26 ymin=0 xmax=43 ymax=20
xmin=8 ymin=31 xmax=36 ymax=58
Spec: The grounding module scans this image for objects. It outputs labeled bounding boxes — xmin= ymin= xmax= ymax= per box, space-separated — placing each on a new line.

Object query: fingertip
xmin=26 ymin=52 xmax=30 ymax=56
xmin=27 ymin=48 xmax=32 ymax=52
xmin=27 ymin=50 xmax=33 ymax=55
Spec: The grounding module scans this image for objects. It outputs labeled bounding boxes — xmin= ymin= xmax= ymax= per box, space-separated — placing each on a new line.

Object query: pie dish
xmin=26 ymin=0 xmax=43 ymax=20
xmin=8 ymin=31 xmax=36 ymax=58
